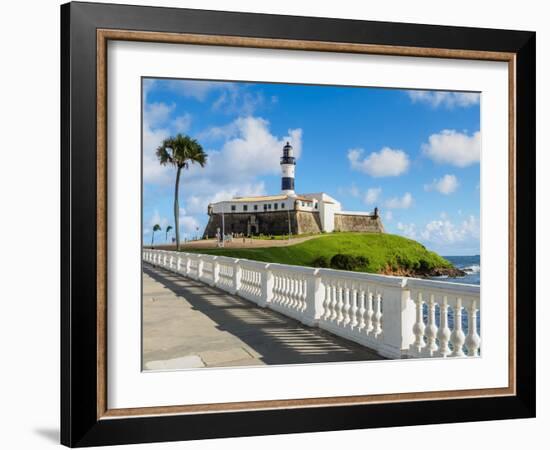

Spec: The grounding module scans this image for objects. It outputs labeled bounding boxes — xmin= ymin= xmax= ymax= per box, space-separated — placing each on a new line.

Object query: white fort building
xmin=203 ymin=142 xmax=384 ymax=237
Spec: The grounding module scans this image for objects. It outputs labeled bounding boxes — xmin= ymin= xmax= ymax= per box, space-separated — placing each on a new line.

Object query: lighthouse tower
xmin=280 ymin=141 xmax=296 ymax=196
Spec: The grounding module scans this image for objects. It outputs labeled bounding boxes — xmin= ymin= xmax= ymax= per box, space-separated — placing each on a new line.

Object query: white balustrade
xmin=237 ymin=260 xmax=267 ymax=306
xmin=406 ymin=278 xmax=481 ymax=358
xmin=268 ymin=264 xmax=320 ymax=325
xmin=317 ymin=269 xmax=412 ymax=359
xmin=142 ymin=249 xmax=480 ymax=359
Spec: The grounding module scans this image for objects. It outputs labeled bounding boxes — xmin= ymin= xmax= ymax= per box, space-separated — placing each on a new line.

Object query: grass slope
xmin=187 ymin=232 xmax=452 ymax=274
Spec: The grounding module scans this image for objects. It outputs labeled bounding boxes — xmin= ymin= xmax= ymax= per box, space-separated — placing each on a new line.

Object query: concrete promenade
xmin=143 ymin=264 xmax=383 ymax=370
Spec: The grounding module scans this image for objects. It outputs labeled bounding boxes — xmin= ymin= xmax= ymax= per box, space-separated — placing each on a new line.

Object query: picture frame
xmin=60 ymin=1 xmax=535 ymax=447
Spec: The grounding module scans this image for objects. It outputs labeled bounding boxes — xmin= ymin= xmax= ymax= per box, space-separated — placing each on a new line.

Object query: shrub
xmin=395 ymin=255 xmax=413 ymax=270
xmin=418 ymin=259 xmax=431 ymax=272
xmin=329 ymin=253 xmax=369 ymax=271
xmin=311 ymin=256 xmax=330 ymax=268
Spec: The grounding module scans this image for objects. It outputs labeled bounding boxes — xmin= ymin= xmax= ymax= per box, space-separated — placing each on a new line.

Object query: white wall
xmin=0 ymin=1 xmax=547 ymax=449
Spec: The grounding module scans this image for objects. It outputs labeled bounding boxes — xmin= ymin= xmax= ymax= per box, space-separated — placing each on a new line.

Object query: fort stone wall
xmin=333 ymin=213 xmax=385 ymax=233
xmin=203 ymin=211 xmax=323 ymax=238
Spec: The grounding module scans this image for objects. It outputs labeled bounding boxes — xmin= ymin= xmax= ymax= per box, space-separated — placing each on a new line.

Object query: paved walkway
xmin=143 ymin=264 xmax=383 ymax=370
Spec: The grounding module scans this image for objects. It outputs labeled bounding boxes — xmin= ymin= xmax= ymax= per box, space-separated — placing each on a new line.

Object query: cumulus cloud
xmin=422 ymin=129 xmax=480 ymax=167
xmin=397 ymin=215 xmax=479 ymax=250
xmin=364 ymin=187 xmax=382 ymax=204
xmin=212 ymin=86 xmax=265 ymax=116
xmin=408 ymin=90 xmax=480 ymax=109
xmin=424 ymin=174 xmax=459 ymax=195
xmin=147 ymin=210 xmax=169 ymax=231
xmin=384 ymin=211 xmax=393 ymax=222
xmin=385 ymin=192 xmax=413 ymax=209
xmin=420 ymin=215 xmax=479 ymax=245
xmin=142 ymin=100 xmax=194 ymax=184
xmin=348 ymin=147 xmax=410 ymax=177
xmin=174 ymin=117 xmax=300 ymax=221
xmin=397 ymin=222 xmax=417 ymax=239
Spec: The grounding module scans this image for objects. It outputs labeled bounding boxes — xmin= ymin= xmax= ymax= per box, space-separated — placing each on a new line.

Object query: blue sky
xmin=143 ymin=78 xmax=480 ymax=255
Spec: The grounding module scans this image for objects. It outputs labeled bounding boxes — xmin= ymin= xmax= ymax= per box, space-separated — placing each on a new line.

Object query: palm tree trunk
xmin=174 ymin=166 xmax=182 ymax=251
xmin=151 ymin=231 xmax=155 ymax=247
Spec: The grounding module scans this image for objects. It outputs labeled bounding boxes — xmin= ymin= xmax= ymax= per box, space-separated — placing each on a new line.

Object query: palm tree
xmin=156 ymin=134 xmax=207 ymax=250
xmin=151 ymin=224 xmax=161 ymax=247
xmin=165 ymin=225 xmax=173 ymax=243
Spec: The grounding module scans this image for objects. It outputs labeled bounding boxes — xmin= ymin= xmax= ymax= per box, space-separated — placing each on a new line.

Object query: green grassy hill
xmin=187 ymin=233 xmax=453 ymax=275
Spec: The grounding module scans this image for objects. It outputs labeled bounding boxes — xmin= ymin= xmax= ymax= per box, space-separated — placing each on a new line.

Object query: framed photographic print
xmin=60 ymin=1 xmax=536 ymax=447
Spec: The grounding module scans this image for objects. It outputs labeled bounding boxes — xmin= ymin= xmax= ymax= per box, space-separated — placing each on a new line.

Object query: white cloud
xmin=185 ymin=182 xmax=266 ymax=216
xmin=172 ymin=113 xmax=192 ymax=133
xmin=420 ymin=215 xmax=479 ymax=245
xmin=424 ymin=174 xmax=459 ymax=195
xmin=179 ymin=208 xmax=201 ymax=234
xmin=364 ymin=187 xmax=382 ymax=204
xmin=189 ymin=116 xmax=302 ymax=186
xmin=142 ymin=99 xmax=194 ymax=184
xmin=348 ymin=147 xmax=409 ymax=177
xmin=408 ymin=91 xmax=480 ymax=109
xmin=144 ymin=102 xmax=175 ymax=128
xmin=148 ymin=210 xmax=169 ymax=230
xmin=422 ymin=129 xmax=480 ymax=167
xmin=397 ymin=222 xmax=417 ymax=239
xmin=385 ymin=192 xmax=413 ymax=209
xmin=212 ymin=86 xmax=264 ymax=115
xmin=384 ymin=211 xmax=393 ymax=222
xmin=397 ymin=215 xmax=479 ymax=250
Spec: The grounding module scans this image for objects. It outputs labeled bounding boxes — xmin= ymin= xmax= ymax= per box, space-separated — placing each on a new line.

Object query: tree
xmin=165 ymin=225 xmax=173 ymax=243
xmin=156 ymin=134 xmax=207 ymax=250
xmin=151 ymin=224 xmax=161 ymax=247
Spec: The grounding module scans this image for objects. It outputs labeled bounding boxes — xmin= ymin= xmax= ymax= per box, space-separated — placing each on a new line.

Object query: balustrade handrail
xmin=143 ymin=249 xmax=480 ymax=359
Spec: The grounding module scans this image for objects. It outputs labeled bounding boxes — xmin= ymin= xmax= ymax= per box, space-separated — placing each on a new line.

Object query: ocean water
xmin=432 ymin=255 xmax=480 ymax=285
xmin=425 ymin=255 xmax=481 ymax=337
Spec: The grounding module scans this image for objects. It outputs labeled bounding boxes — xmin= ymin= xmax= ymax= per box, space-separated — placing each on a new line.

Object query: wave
xmin=462 ymin=264 xmax=480 ymax=274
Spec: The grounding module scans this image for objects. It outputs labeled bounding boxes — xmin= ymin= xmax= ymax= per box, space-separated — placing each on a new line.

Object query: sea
xmin=426 ymin=255 xmax=480 ymax=335
xmin=431 ymin=255 xmax=480 ymax=285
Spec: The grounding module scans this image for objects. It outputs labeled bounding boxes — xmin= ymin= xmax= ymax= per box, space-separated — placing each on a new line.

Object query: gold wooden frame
xmin=96 ymin=29 xmax=516 ymax=420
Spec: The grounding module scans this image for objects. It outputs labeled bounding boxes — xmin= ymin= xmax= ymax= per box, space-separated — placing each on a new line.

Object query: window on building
xmin=268 ymin=203 xmax=272 ymax=210
xmin=315 ymin=203 xmax=318 ymax=209
xmin=281 ymin=203 xmax=285 ymax=209
xmin=254 ymin=205 xmax=258 ymax=211
xmin=263 ymin=204 xmax=267 ymax=211
xmin=243 ymin=205 xmax=248 ymax=211
xmin=274 ymin=203 xmax=278 ymax=210
xmin=231 ymin=205 xmax=236 ymax=211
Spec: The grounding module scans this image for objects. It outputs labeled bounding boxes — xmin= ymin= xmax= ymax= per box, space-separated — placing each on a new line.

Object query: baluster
xmin=373 ymin=292 xmax=383 ymax=336
xmin=350 ymin=284 xmax=358 ymax=329
xmin=450 ymin=298 xmax=466 ymax=357
xmin=292 ymin=277 xmax=299 ymax=309
xmin=437 ymin=296 xmax=452 ymax=357
xmin=282 ymin=275 xmax=289 ymax=306
xmin=464 ymin=299 xmax=481 ymax=357
xmin=358 ymin=287 xmax=366 ymax=331
xmin=322 ymin=280 xmax=332 ymax=321
xmin=365 ymin=290 xmax=374 ymax=334
xmin=273 ymin=275 xmax=280 ymax=303
xmin=412 ymin=292 xmax=426 ymax=354
xmin=343 ymin=283 xmax=351 ymax=327
xmin=330 ymin=283 xmax=339 ymax=321
xmin=285 ymin=276 xmax=292 ymax=307
xmin=300 ymin=277 xmax=307 ymax=311
xmin=425 ymin=293 xmax=438 ymax=355
xmin=336 ymin=283 xmax=344 ymax=324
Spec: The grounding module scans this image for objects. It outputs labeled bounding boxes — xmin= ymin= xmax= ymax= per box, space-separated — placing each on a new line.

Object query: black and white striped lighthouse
xmin=280 ymin=141 xmax=296 ymax=196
